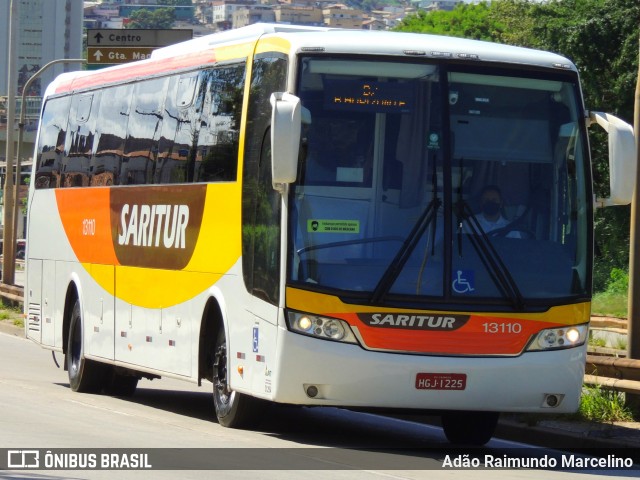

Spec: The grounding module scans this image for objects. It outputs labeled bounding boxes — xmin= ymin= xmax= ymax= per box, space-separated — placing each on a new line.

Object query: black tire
xmin=212 ymin=328 xmax=264 ymax=428
xmin=66 ymin=300 xmax=106 ymax=393
xmin=441 ymin=411 xmax=499 ymax=446
xmin=104 ymin=367 xmax=139 ymax=397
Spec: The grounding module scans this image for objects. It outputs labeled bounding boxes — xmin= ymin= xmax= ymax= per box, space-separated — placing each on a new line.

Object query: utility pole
xmin=3 ymin=0 xmax=18 ymax=286
xmin=627 ymin=35 xmax=640 ymax=408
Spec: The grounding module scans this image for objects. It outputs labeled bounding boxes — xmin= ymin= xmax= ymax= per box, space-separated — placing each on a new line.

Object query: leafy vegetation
xmin=0 ymin=300 xmax=23 ymax=328
xmin=125 ymin=8 xmax=176 ymax=29
xmin=577 ymin=385 xmax=634 ymax=423
xmin=592 ymin=268 xmax=628 ymax=317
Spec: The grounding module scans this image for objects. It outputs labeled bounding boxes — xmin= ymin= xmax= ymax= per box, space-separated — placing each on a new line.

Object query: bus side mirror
xmin=588 ymin=111 xmax=636 ymax=207
xmin=270 ymin=92 xmax=301 ymax=190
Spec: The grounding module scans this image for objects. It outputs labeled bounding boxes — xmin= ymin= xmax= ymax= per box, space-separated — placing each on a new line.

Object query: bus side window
xmin=35 ymin=96 xmax=71 ymax=189
xmin=92 ymin=84 xmax=132 ymax=187
xmin=122 ymin=77 xmax=169 ymax=185
xmin=196 ymin=63 xmax=245 ymax=183
xmin=62 ymin=92 xmax=100 ymax=188
xmin=157 ymin=72 xmax=201 ymax=184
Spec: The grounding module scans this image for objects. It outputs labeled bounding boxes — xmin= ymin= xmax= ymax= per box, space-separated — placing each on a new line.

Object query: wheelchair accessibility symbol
xmin=452 ymin=270 xmax=475 ymax=294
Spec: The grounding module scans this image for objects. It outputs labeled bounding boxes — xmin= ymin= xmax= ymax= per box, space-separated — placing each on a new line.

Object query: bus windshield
xmin=289 ymin=57 xmax=590 ymax=308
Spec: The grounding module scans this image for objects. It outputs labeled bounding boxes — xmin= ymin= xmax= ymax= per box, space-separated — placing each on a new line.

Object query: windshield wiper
xmin=371 ymin=159 xmax=441 ymax=304
xmin=370 ymin=198 xmax=440 ymax=304
xmin=457 ymin=201 xmax=525 ymax=310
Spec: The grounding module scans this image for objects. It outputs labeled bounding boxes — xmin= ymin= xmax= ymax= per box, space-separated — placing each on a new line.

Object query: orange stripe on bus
xmin=56 ymin=188 xmax=119 ymax=265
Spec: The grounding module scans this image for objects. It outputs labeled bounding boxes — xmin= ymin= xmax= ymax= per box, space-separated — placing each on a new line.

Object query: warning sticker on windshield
xmin=308 ymin=219 xmax=360 ymax=234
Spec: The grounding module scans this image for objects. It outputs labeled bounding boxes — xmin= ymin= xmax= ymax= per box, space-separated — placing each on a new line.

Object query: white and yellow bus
xmin=25 ymin=24 xmax=634 ymax=445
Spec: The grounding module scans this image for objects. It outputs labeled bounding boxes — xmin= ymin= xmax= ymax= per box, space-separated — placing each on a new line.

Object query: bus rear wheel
xmin=212 ymin=328 xmax=264 ymax=428
xmin=441 ymin=411 xmax=499 ymax=446
xmin=66 ymin=300 xmax=105 ymax=393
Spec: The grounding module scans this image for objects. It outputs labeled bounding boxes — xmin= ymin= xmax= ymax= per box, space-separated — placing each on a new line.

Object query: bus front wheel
xmin=212 ymin=328 xmax=264 ymax=428
xmin=66 ymin=300 xmax=105 ymax=393
xmin=441 ymin=411 xmax=499 ymax=446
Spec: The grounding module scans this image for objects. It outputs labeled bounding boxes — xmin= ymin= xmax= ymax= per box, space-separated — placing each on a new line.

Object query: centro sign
xmin=86 ymin=29 xmax=192 ymax=66
xmin=87 ymin=29 xmax=192 ymax=47
xmin=108 ymin=33 xmax=143 ymax=42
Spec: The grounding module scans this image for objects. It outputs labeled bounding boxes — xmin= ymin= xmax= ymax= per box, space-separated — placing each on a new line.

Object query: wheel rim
xmin=70 ymin=319 xmax=82 ymax=377
xmin=213 ymin=341 xmax=231 ymax=406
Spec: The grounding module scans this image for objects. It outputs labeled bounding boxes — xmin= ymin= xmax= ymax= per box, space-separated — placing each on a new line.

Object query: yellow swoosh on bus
xmin=56 ymin=183 xmax=241 ymax=308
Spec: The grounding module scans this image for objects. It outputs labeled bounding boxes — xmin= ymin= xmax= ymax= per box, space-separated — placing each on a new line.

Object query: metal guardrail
xmin=585 ymin=355 xmax=640 ymax=395
xmin=0 ymin=282 xmax=23 ymax=303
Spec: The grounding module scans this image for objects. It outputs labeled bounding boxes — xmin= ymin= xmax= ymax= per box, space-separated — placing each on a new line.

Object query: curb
xmin=0 ymin=320 xmax=24 ymax=337
xmin=495 ymin=418 xmax=640 ymax=450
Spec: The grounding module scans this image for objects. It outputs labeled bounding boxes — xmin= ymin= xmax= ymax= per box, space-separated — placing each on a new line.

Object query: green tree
xmin=125 ymin=8 xmax=176 ymax=29
xmin=395 ymin=2 xmax=503 ymax=41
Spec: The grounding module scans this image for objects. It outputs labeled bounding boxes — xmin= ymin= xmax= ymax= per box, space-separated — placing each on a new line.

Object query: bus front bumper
xmin=271 ymin=327 xmax=586 ymax=413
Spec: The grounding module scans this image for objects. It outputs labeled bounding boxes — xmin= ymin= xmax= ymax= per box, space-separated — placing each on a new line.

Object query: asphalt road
xmin=0 ymin=330 xmax=638 ymax=480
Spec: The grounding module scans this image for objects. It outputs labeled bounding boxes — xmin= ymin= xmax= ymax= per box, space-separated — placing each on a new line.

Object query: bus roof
xmin=47 ymin=24 xmax=577 ymax=96
xmin=154 ymin=23 xmax=577 ymax=73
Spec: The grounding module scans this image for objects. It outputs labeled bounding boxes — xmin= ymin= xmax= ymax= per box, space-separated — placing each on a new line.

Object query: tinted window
xmin=62 ymin=92 xmax=100 ymax=187
xmin=196 ymin=64 xmax=245 ymax=182
xmin=93 ymin=83 xmax=132 ymax=186
xmin=242 ymin=55 xmax=287 ymax=304
xmin=157 ymin=72 xmax=202 ymax=184
xmin=35 ymin=96 xmax=71 ymax=189
xmin=122 ymin=77 xmax=169 ymax=184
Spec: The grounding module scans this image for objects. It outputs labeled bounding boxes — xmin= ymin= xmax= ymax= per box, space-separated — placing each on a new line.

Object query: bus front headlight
xmin=287 ymin=311 xmax=359 ymax=344
xmin=526 ymin=324 xmax=588 ymax=351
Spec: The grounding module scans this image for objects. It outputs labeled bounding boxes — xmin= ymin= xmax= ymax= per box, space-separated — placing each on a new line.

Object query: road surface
xmin=0 ymin=330 xmax=637 ymax=479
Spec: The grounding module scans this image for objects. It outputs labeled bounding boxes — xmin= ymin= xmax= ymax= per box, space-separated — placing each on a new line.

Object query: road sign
xmin=87 ymin=29 xmax=193 ymax=47
xmin=88 ymin=47 xmax=155 ymax=65
xmin=86 ymin=29 xmax=193 ymax=66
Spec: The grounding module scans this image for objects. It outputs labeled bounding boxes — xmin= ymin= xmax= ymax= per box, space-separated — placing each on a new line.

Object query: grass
xmin=0 ymin=300 xmax=24 ymax=328
xmin=591 ymin=290 xmax=627 ymax=318
xmin=576 ymin=385 xmax=635 ymax=423
xmin=592 ymin=267 xmax=628 ymax=318
xmin=588 ymin=335 xmax=607 ymax=348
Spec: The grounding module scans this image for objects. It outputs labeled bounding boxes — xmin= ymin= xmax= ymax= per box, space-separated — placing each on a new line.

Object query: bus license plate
xmin=415 ymin=373 xmax=466 ymax=390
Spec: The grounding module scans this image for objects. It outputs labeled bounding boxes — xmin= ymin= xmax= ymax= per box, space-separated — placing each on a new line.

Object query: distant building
xmin=322 ymin=4 xmax=363 ymax=29
xmin=412 ymin=0 xmax=463 ymax=11
xmin=233 ymin=5 xmax=275 ymax=28
xmin=362 ymin=18 xmax=386 ymax=31
xmin=273 ymin=4 xmax=323 ymax=26
xmin=0 ymin=0 xmax=80 ymax=236
xmin=212 ymin=0 xmax=255 ymax=29
xmin=0 ymin=0 xmax=84 ymax=99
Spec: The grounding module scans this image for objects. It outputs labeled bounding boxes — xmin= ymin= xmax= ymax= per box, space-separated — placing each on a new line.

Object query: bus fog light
xmin=306 ymin=385 xmax=319 ymax=398
xmin=543 ymin=393 xmax=564 ymax=408
xmin=287 ymin=311 xmax=359 ymax=345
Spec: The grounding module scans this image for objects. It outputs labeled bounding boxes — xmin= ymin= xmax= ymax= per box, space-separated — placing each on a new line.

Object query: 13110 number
xmin=482 ymin=322 xmax=522 ymax=334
